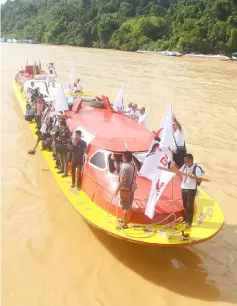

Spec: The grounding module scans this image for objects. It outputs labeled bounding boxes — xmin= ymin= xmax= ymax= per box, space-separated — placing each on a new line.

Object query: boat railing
xmin=83 ymin=169 xmax=180 ymax=220
xmin=93 ymin=136 xmax=152 ymax=142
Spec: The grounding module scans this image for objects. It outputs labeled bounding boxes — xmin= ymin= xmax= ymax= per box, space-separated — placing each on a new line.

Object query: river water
xmin=1 ymin=43 xmax=237 ymax=306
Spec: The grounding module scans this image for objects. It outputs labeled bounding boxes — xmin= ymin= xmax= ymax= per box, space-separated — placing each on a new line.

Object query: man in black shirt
xmin=69 ymin=130 xmax=87 ymax=191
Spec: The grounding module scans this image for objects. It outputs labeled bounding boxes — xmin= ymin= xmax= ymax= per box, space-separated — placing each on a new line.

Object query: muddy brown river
xmin=1 ymin=43 xmax=237 ymax=306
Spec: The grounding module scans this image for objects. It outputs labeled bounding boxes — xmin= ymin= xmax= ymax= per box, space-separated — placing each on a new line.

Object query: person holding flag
xmin=139 ymin=103 xmax=175 ymax=219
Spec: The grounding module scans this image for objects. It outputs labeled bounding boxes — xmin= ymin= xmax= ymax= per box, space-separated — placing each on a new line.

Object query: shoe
xmin=71 ymin=184 xmax=75 ymax=188
xmin=61 ymin=174 xmax=68 ymax=178
xmin=54 ymin=165 xmax=59 ymax=169
xmin=77 ymin=187 xmax=81 ymax=191
xmin=57 ymin=170 xmax=63 ymax=174
xmin=185 ymin=223 xmax=192 ymax=229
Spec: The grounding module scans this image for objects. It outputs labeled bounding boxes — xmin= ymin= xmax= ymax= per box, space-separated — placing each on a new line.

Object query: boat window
xmin=89 ymin=151 xmax=107 ymax=170
xmin=108 ymin=153 xmax=123 ymax=175
xmin=132 ymin=151 xmax=148 ymax=172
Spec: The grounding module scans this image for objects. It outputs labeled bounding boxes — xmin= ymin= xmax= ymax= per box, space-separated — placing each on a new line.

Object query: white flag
xmin=113 ymin=84 xmax=124 ymax=112
xmin=53 ymin=85 xmax=69 ymax=112
xmin=139 ymin=137 xmax=162 ymax=180
xmin=145 ymin=170 xmax=175 ymax=219
xmin=142 ymin=103 xmax=174 ymax=219
xmin=159 ymin=103 xmax=173 ymax=150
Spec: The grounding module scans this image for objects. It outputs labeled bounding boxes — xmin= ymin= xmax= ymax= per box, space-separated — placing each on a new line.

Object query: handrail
xmin=83 ymin=169 xmax=181 ymax=208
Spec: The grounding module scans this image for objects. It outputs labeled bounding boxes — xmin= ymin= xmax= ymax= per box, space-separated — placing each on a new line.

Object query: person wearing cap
xmin=172 ymin=116 xmax=186 ymax=168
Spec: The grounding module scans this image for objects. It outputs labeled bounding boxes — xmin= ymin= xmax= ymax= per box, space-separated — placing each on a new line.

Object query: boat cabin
xmin=66 ymin=100 xmax=184 ymax=224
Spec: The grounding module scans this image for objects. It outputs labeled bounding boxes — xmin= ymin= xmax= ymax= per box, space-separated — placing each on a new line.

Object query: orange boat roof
xmin=67 ymin=105 xmax=154 ymax=152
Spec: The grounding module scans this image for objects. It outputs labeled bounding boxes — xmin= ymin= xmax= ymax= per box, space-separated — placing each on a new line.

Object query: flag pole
xmin=170 ymin=104 xmax=174 ymax=211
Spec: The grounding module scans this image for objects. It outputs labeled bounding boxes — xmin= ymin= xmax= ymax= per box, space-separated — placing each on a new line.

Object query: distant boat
xmin=185 ymin=53 xmax=230 ymax=61
xmin=137 ymin=50 xmax=182 ymax=57
xmin=20 ymin=39 xmax=37 ymax=44
xmin=232 ymin=52 xmax=237 ymax=60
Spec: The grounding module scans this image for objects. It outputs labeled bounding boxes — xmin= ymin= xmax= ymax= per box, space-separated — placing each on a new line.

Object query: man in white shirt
xmin=138 ymin=107 xmax=148 ymax=127
xmin=129 ymin=104 xmax=140 ymax=119
xmin=179 ymin=153 xmax=203 ymax=228
xmin=172 ymin=117 xmax=186 ymax=168
xmin=123 ymin=102 xmax=132 ymax=113
xmin=25 ymin=81 xmax=36 ymax=102
xmin=48 ymin=62 xmax=57 ymax=76
xmin=76 ymin=79 xmax=82 ymax=92
xmin=48 ymin=69 xmax=56 ymax=87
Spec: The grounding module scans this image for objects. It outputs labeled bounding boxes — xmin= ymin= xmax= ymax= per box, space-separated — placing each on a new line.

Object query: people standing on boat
xmin=25 ymin=103 xmax=35 ymax=122
xmin=29 ymin=81 xmax=36 ymax=91
xmin=71 ymin=81 xmax=82 ymax=93
xmin=69 ymin=130 xmax=87 ymax=191
xmin=26 ymin=87 xmax=34 ymax=104
xmin=111 ymin=153 xmax=122 ymax=175
xmin=47 ymin=69 xmax=56 ymax=88
xmin=115 ymin=151 xmax=137 ymax=229
xmin=123 ymin=103 xmax=133 ymax=114
xmin=179 ymin=153 xmax=203 ymax=228
xmin=31 ymin=87 xmax=40 ymax=102
xmin=129 ymin=104 xmax=140 ymax=119
xmin=54 ymin=120 xmax=71 ymax=177
xmin=34 ymin=95 xmax=46 ymax=130
xmin=48 ymin=62 xmax=57 ymax=76
xmin=172 ymin=117 xmax=186 ymax=168
xmin=76 ymin=79 xmax=82 ymax=92
xmin=25 ymin=82 xmax=36 ymax=102
xmin=138 ymin=107 xmax=148 ymax=127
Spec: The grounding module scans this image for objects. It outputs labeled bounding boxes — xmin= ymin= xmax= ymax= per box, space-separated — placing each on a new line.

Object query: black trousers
xmin=71 ymin=162 xmax=83 ymax=188
xmin=57 ymin=152 xmax=68 ymax=175
xmin=181 ymin=189 xmax=197 ymax=224
xmin=35 ymin=114 xmax=41 ymax=130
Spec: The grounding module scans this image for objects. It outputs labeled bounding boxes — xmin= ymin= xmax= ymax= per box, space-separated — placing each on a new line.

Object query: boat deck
xmin=13 ymin=81 xmax=224 ymax=246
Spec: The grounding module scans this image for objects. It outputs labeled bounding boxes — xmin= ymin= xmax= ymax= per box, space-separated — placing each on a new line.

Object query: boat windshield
xmin=133 ymin=151 xmax=148 ymax=172
xmin=107 ymin=151 xmax=148 ymax=174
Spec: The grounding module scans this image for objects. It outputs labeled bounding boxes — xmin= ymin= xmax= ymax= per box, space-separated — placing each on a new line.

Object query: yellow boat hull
xmin=13 ymin=81 xmax=224 ymax=246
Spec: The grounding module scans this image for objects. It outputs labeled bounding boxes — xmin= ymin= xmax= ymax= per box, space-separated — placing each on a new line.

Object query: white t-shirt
xmin=76 ymin=82 xmax=82 ymax=91
xmin=129 ymin=109 xmax=140 ymax=117
xmin=48 ymin=72 xmax=56 ymax=81
xmin=48 ymin=65 xmax=56 ymax=73
xmin=125 ymin=106 xmax=132 ymax=113
xmin=173 ymin=129 xmax=185 ymax=153
xmin=138 ymin=113 xmax=148 ymax=127
xmin=180 ymin=164 xmax=202 ymax=190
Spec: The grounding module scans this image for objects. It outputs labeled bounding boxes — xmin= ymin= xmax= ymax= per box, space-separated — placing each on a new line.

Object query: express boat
xmin=13 ymin=63 xmax=224 ymax=246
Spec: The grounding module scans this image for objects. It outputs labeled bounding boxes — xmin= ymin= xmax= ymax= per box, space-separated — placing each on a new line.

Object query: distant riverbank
xmin=1 ymin=0 xmax=237 ymax=58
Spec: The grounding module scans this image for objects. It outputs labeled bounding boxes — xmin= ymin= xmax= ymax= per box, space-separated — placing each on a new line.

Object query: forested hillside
xmin=1 ymin=0 xmax=237 ymax=55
